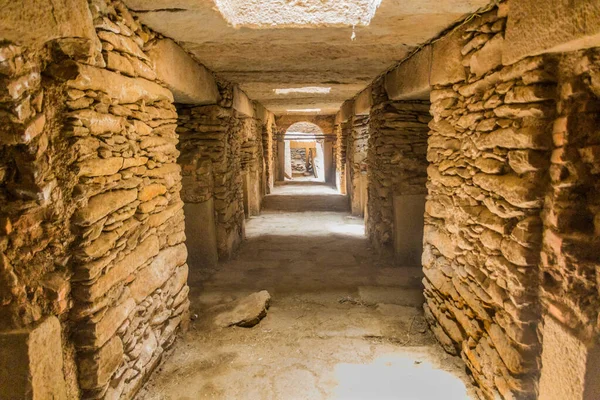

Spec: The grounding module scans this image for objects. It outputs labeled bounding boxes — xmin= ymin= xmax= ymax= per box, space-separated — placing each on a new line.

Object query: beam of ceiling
xmin=125 ymin=0 xmax=490 ymax=115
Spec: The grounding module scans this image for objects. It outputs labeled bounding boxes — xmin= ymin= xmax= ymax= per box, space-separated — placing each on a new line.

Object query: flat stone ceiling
xmin=124 ymin=0 xmax=490 ymax=115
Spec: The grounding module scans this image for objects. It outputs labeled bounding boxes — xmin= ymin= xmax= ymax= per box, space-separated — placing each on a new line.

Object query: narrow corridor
xmin=137 ymin=184 xmax=472 ymax=400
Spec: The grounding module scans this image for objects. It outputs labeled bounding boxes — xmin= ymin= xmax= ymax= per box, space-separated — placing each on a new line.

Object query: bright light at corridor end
xmin=275 ymin=87 xmax=331 ymax=95
xmin=214 ymin=0 xmax=382 ymax=28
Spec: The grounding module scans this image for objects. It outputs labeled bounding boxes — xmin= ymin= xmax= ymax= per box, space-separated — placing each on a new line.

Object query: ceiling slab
xmin=125 ymin=0 xmax=491 ymax=115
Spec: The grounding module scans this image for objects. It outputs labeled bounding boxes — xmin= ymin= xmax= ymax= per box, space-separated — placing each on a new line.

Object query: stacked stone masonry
xmin=1 ymin=1 xmax=190 ymax=398
xmin=176 ymin=87 xmax=246 ymax=260
xmin=539 ymin=48 xmax=600 ymax=359
xmin=335 ymin=120 xmax=351 ymax=194
xmin=366 ymin=78 xmax=430 ymax=253
xmin=349 ymin=114 xmax=369 ymax=216
xmin=423 ymin=8 xmax=554 ymax=400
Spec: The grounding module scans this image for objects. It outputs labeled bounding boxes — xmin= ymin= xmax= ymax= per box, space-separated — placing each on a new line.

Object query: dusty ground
xmin=137 ymin=182 xmax=475 ymax=400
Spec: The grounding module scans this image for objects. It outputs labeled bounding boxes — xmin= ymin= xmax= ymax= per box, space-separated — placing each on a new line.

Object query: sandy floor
xmin=136 ymin=182 xmax=475 ymax=400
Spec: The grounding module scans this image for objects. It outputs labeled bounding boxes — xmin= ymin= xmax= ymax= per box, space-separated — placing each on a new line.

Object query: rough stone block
xmin=354 ymin=87 xmax=372 ymax=115
xmin=538 ymin=316 xmax=600 ymax=400
xmin=0 ymin=0 xmax=98 ymax=53
xmin=503 ymin=0 xmax=600 ymax=65
xmin=147 ymin=39 xmax=219 ymax=105
xmin=431 ymin=28 xmax=467 ymax=86
xmin=385 ymin=45 xmax=432 ymax=100
xmin=335 ymin=99 xmax=354 ymax=124
xmin=63 ymin=63 xmax=174 ymax=104
xmin=184 ymin=200 xmax=219 ymax=268
xmin=393 ymin=194 xmax=426 ymax=265
xmin=0 ymin=316 xmax=68 ymax=400
xmin=233 ymin=86 xmax=255 ymax=117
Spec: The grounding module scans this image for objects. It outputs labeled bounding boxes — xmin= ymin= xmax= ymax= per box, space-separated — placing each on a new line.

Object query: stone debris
xmin=212 ymin=290 xmax=271 ymax=328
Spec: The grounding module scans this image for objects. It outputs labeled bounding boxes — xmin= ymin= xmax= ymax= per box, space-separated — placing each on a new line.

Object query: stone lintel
xmin=503 ymin=0 xmax=600 ymax=65
xmin=385 ymin=45 xmax=432 ymax=101
xmin=233 ymin=86 xmax=255 ymax=118
xmin=147 ymin=38 xmax=220 ymax=105
xmin=354 ymin=87 xmax=372 ymax=116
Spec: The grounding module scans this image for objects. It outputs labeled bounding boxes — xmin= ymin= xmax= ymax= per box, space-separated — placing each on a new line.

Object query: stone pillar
xmin=366 ymin=76 xmax=430 ymax=254
xmin=324 ymin=140 xmax=334 ymax=183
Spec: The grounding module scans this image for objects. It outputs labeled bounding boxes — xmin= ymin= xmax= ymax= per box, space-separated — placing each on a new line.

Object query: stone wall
xmin=1 ymin=1 xmax=190 ymax=398
xmin=349 ymin=114 xmax=369 ymax=216
xmin=335 ymin=120 xmax=351 ymax=194
xmin=422 ymin=9 xmax=553 ymax=400
xmin=240 ymin=117 xmax=264 ymax=216
xmin=177 ymin=90 xmax=245 ymax=260
xmin=67 ymin=2 xmax=190 ymax=398
xmin=537 ymin=49 xmax=600 ymax=399
xmin=366 ymin=78 xmax=430 ymax=253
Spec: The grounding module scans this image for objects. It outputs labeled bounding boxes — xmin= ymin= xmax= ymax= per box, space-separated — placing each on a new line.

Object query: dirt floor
xmin=136 ymin=182 xmax=475 ymax=400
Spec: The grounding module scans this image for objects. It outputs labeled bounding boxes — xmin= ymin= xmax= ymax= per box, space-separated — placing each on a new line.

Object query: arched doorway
xmin=282 ymin=122 xmax=330 ymax=182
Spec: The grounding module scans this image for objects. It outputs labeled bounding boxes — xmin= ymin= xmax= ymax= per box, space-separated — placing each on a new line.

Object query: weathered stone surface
xmin=233 ymin=86 xmax=254 ymax=117
xmin=469 ymin=34 xmax=504 ymax=77
xmin=503 ymin=0 xmax=600 ymax=65
xmin=78 ymin=157 xmax=124 ymax=177
xmin=129 ymin=244 xmax=188 ymax=303
xmin=431 ymin=28 xmax=467 ymax=86
xmin=74 ymin=235 xmax=160 ymax=301
xmin=77 ymin=298 xmax=136 ymax=349
xmin=385 ymin=46 xmax=432 ymax=100
xmin=539 ymin=316 xmax=600 ymax=400
xmin=67 ymin=63 xmax=174 ymax=104
xmin=74 ymin=189 xmax=138 ymax=226
xmin=147 ymin=38 xmax=219 ymax=105
xmin=212 ymin=290 xmax=271 ymax=328
xmin=0 ymin=316 xmax=68 ymax=400
xmin=0 ymin=0 xmax=99 ymax=53
xmin=354 ymin=87 xmax=372 ymax=115
xmin=78 ymin=336 xmax=124 ymax=390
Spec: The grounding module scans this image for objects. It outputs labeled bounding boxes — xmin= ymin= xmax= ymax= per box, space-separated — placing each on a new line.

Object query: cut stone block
xmin=0 ymin=0 xmax=98 ymax=52
xmin=504 ymin=0 xmax=600 ymax=65
xmin=431 ymin=27 xmax=467 ymax=86
xmin=393 ymin=194 xmax=426 ymax=266
xmin=538 ymin=316 xmax=600 ymax=400
xmin=354 ymin=87 xmax=372 ymax=115
xmin=147 ymin=39 xmax=220 ymax=105
xmin=233 ymin=86 xmax=255 ymax=117
xmin=184 ymin=200 xmax=219 ymax=268
xmin=212 ymin=290 xmax=271 ymax=328
xmin=0 ymin=316 xmax=68 ymax=400
xmin=385 ymin=45 xmax=432 ymax=100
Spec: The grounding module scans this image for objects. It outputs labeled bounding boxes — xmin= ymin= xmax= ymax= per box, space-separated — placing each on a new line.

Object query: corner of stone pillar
xmin=0 ymin=316 xmax=68 ymax=400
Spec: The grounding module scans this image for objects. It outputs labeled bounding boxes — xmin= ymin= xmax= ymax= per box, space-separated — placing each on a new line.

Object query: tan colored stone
xmin=129 ymin=243 xmax=188 ymax=302
xmin=0 ymin=0 xmax=99 ymax=54
xmin=74 ymin=189 xmax=138 ymax=226
xmin=539 ymin=316 xmax=600 ymax=400
xmin=78 ymin=336 xmax=123 ymax=390
xmin=147 ymin=38 xmax=220 ymax=105
xmin=74 ymin=235 xmax=159 ymax=302
xmin=233 ymin=86 xmax=255 ymax=117
xmin=67 ymin=63 xmax=174 ymax=104
xmin=76 ymin=298 xmax=136 ymax=349
xmin=353 ymin=87 xmax=372 ymax=115
xmin=473 ymin=173 xmax=543 ymax=208
xmin=78 ymin=157 xmax=124 ymax=177
xmin=385 ymin=46 xmax=432 ymax=100
xmin=474 ymin=126 xmax=551 ymax=151
xmin=469 ymin=34 xmax=504 ymax=77
xmin=431 ymin=27 xmax=467 ymax=86
xmin=0 ymin=316 xmax=68 ymax=400
xmin=487 ymin=323 xmax=526 ymax=374
xmin=503 ymin=0 xmax=600 ymax=65
xmin=138 ymin=183 xmax=167 ymax=202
